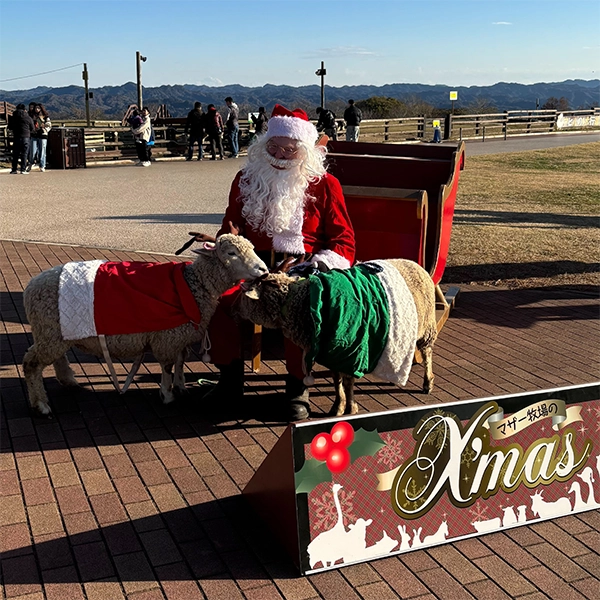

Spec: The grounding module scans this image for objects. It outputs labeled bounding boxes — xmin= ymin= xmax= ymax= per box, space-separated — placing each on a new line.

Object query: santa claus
xmin=205 ymin=104 xmax=355 ymax=421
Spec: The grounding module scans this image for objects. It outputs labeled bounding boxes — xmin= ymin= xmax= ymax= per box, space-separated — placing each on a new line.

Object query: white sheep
xmin=23 ymin=234 xmax=268 ymax=416
xmin=236 ymin=258 xmax=437 ymax=416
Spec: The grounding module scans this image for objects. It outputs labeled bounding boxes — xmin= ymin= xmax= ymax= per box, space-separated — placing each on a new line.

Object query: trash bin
xmin=47 ymin=127 xmax=87 ymax=169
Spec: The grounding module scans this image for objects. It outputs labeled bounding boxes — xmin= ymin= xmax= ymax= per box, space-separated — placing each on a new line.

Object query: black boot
xmin=286 ymin=375 xmax=310 ymax=421
xmin=199 ymin=359 xmax=244 ymax=403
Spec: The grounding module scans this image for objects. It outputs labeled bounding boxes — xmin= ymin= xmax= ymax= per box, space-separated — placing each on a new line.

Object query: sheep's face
xmin=237 ymin=273 xmax=293 ymax=329
xmin=195 ymin=234 xmax=268 ymax=282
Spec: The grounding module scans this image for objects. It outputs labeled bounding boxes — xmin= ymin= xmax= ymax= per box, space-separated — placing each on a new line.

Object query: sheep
xmin=236 ymin=258 xmax=437 ymax=416
xmin=22 ymin=234 xmax=268 ymax=416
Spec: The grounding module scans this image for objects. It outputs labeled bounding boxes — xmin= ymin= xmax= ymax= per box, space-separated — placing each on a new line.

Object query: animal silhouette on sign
xmin=411 ymin=526 xmax=424 ymax=548
xmin=517 ymin=505 xmax=527 ymax=523
xmin=422 ymin=520 xmax=449 ymax=545
xmin=530 ymin=489 xmax=571 ymax=519
xmin=577 ymin=466 xmax=598 ymax=508
xmin=472 ymin=517 xmax=501 ymax=533
xmin=568 ymin=481 xmax=588 ymax=511
xmin=501 ymin=506 xmax=518 ymax=527
xmin=306 ymin=484 xmax=374 ymax=569
xmin=358 ymin=530 xmax=399 ymax=560
xmin=398 ymin=524 xmax=412 ymax=551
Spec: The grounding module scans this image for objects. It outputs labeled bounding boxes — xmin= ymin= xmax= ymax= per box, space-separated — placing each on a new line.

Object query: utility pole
xmin=136 ymin=51 xmax=147 ymax=109
xmin=82 ymin=63 xmax=90 ymax=126
xmin=315 ymin=61 xmax=326 ymax=107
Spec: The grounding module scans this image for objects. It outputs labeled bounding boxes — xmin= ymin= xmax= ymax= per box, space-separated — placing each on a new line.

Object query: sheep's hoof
xmin=159 ymin=390 xmax=175 ymax=405
xmin=33 ymin=402 xmax=53 ymax=418
xmin=173 ymin=386 xmax=189 ymax=398
xmin=423 ymin=381 xmax=434 ymax=394
xmin=57 ymin=377 xmax=80 ymax=388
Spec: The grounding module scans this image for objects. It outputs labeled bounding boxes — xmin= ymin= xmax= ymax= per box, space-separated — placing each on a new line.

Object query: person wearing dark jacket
xmin=343 ymin=99 xmax=362 ymax=142
xmin=8 ymin=104 xmax=35 ymax=174
xmin=185 ymin=102 xmax=205 ymax=161
xmin=27 ymin=103 xmax=52 ymax=172
xmin=316 ymin=106 xmax=338 ymax=140
xmin=251 ymin=106 xmax=268 ymax=136
xmin=205 ymin=104 xmax=225 ymax=160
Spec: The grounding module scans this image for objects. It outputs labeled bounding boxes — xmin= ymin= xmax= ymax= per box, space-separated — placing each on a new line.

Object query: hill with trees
xmin=1 ymin=79 xmax=597 ymax=120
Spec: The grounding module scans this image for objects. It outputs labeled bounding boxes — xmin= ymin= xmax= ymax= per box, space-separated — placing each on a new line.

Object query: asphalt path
xmin=2 ymin=132 xmax=598 ymax=256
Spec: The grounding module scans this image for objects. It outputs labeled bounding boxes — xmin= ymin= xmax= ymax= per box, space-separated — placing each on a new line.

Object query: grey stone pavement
xmin=1 ymin=132 xmax=598 ymax=257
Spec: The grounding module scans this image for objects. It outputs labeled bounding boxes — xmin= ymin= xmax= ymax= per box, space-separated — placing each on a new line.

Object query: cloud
xmin=199 ymin=76 xmax=223 ymax=86
xmin=303 ymin=46 xmax=378 ymax=59
xmin=492 ymin=21 xmax=513 ymax=25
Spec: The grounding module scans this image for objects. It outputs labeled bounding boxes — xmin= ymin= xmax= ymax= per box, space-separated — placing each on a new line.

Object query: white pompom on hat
xmin=265 ymin=104 xmax=319 ymax=145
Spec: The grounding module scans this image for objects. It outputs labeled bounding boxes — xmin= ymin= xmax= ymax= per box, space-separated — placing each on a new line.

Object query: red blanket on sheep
xmin=93 ymin=261 xmax=201 ymax=335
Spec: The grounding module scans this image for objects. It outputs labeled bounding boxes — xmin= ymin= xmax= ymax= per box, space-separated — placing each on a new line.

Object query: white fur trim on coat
xmin=265 ymin=116 xmax=318 ymax=145
xmin=58 ymin=260 xmax=106 ymax=340
xmin=312 ymin=249 xmax=352 ymax=270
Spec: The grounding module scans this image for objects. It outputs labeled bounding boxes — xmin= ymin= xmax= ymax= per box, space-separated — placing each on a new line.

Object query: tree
xmin=355 ymin=97 xmax=407 ymax=119
xmin=542 ymin=96 xmax=570 ymax=111
xmin=465 ymin=97 xmax=498 ymax=114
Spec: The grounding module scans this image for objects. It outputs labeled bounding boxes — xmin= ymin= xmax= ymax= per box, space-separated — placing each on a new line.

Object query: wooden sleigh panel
xmin=343 ymin=186 xmax=428 ymax=267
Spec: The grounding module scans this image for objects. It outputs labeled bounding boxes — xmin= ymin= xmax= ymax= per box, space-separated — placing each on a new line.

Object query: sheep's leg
xmin=159 ymin=363 xmax=175 ymax=404
xmin=23 ymin=341 xmax=71 ymax=415
xmin=173 ymin=351 xmax=187 ymax=395
xmin=330 ymin=372 xmax=347 ymax=416
xmin=420 ymin=344 xmax=435 ymax=393
xmin=53 ymin=354 xmax=79 ymax=387
xmin=343 ymin=375 xmax=358 ymax=415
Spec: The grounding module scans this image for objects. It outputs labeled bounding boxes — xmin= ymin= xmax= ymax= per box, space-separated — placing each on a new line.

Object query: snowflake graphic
xmin=401 ymin=479 xmax=428 ymax=511
xmin=469 ymin=500 xmax=489 ymax=523
xmin=596 ymin=419 xmax=600 ymax=433
xmin=461 ymin=446 xmax=476 ymax=467
xmin=422 ymin=409 xmax=451 ymax=450
xmin=377 ymin=433 xmax=405 ymax=468
xmin=311 ymin=486 xmax=357 ymax=531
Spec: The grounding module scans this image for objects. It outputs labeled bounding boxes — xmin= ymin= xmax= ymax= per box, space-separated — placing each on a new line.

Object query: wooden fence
xmin=1 ymin=108 xmax=599 ymax=164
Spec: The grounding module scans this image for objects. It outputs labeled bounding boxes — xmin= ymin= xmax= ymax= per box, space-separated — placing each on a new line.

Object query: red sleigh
xmin=325 ymin=139 xmax=465 ymax=330
xmin=251 ymin=139 xmax=466 ymax=372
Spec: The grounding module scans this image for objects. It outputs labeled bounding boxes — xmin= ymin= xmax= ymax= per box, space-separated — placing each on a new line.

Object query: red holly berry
xmin=326 ymin=447 xmax=351 ymax=473
xmin=330 ymin=421 xmax=354 ymax=448
xmin=310 ymin=432 xmax=333 ymax=461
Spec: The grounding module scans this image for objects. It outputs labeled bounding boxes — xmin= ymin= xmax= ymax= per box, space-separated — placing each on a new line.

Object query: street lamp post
xmin=136 ymin=51 xmax=147 ymax=109
xmin=315 ymin=61 xmax=326 ymax=108
xmin=82 ymin=63 xmax=90 ymax=126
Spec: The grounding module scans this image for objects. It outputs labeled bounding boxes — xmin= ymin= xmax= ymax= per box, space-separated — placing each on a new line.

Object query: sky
xmin=0 ymin=0 xmax=598 ymax=92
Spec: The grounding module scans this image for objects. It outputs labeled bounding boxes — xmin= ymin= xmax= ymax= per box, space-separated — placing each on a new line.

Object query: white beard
xmin=239 ymin=147 xmax=310 ymax=241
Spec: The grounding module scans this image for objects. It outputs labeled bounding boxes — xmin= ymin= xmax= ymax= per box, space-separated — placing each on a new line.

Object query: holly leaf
xmin=295 ymin=458 xmax=332 ymax=494
xmin=348 ymin=428 xmax=386 ymax=464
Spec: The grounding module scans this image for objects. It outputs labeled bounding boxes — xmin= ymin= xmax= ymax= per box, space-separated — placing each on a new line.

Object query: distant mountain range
xmin=2 ymin=79 xmax=598 ymax=119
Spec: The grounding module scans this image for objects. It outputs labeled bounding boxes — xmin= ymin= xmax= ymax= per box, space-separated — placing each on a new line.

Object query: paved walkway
xmin=1 ymin=240 xmax=599 ymax=599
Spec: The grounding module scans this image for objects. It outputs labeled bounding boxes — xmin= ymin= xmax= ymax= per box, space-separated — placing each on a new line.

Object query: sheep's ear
xmin=243 ymin=285 xmax=262 ymax=300
xmin=192 ymin=242 xmax=217 ymax=256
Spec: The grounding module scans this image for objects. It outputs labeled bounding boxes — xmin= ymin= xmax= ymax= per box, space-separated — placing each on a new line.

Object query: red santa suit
xmin=208 ymin=104 xmax=356 ymax=378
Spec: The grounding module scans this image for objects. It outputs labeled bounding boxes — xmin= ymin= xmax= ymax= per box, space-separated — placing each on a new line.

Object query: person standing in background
xmin=205 ymin=104 xmax=225 ymax=160
xmin=224 ymin=96 xmax=239 ymax=158
xmin=316 ymin=106 xmax=338 ymax=140
xmin=185 ymin=101 xmax=205 ymax=161
xmin=8 ymin=103 xmax=35 ymax=174
xmin=27 ymin=104 xmax=51 ymax=172
xmin=343 ymin=99 xmax=362 ymax=142
xmin=131 ymin=106 xmax=152 ymax=167
xmin=251 ymin=106 xmax=268 ymax=136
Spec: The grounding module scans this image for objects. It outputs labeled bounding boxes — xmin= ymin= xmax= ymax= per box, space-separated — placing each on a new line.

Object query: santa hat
xmin=264 ymin=104 xmax=318 ymax=145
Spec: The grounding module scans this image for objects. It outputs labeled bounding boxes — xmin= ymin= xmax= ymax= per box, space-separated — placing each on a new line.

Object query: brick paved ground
xmin=1 ymin=239 xmax=599 ymax=600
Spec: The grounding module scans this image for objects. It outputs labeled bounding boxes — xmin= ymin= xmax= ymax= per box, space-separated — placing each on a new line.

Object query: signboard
xmin=449 ymin=91 xmax=458 ymax=101
xmin=557 ymin=113 xmax=599 ymax=129
xmin=243 ymin=383 xmax=599 ymax=574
